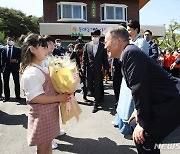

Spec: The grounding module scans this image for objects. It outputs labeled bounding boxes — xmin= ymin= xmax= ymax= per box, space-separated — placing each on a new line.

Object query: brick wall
xmin=43 ymin=0 xmax=139 ymax=23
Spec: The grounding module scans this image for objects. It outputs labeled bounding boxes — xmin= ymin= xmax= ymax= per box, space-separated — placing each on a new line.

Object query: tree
xmin=0 ymin=7 xmax=42 ymax=41
xmin=0 ymin=31 xmax=5 ymax=45
xmin=155 ymin=21 xmax=180 ymax=51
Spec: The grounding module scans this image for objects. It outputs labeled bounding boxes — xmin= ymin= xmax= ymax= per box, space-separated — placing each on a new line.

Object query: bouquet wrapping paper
xmin=48 ymin=56 xmax=82 ymax=124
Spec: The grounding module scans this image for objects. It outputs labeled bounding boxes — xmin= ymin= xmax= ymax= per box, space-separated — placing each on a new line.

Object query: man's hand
xmin=104 ymin=69 xmax=108 ymax=76
xmin=170 ymin=62 xmax=176 ymax=70
xmin=128 ymin=110 xmax=138 ymax=124
xmin=10 ymin=59 xmax=17 ymax=63
xmin=79 ymin=70 xmax=83 ymax=77
xmin=112 ymin=66 xmax=115 ymax=72
xmin=81 ymin=69 xmax=85 ymax=77
xmin=133 ymin=123 xmax=145 ymax=144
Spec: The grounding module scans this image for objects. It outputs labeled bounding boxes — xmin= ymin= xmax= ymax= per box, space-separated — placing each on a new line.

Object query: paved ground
xmin=0 ymin=75 xmax=180 ymax=154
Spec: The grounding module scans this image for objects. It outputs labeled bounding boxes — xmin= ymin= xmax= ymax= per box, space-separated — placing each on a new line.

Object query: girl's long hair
xmin=19 ymin=33 xmax=47 ymax=74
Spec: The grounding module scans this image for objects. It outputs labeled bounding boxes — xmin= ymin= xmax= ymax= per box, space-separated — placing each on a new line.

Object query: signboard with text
xmin=71 ymin=24 xmax=118 ymax=36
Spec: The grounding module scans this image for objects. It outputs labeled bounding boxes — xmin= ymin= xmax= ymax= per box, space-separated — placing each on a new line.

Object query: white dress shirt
xmin=92 ymin=43 xmax=99 ymax=57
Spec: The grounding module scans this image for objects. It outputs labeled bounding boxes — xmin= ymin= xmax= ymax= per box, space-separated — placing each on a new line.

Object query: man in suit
xmin=53 ymin=39 xmax=66 ymax=56
xmin=104 ymin=26 xmax=180 ymax=154
xmin=1 ymin=37 xmax=21 ymax=102
xmin=144 ymin=29 xmax=159 ymax=60
xmin=0 ymin=45 xmax=4 ymax=100
xmin=70 ymin=43 xmax=88 ymax=100
xmin=82 ymin=29 xmax=109 ymax=113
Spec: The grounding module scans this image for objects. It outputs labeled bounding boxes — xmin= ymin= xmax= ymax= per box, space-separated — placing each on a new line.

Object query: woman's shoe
xmin=111 ymin=121 xmax=118 ymax=128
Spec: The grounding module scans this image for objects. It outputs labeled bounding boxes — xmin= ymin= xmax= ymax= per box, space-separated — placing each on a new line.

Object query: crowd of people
xmin=0 ymin=20 xmax=180 ymax=154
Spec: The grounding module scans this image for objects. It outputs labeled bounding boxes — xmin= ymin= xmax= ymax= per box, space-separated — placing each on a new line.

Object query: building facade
xmin=40 ymin=0 xmax=164 ymax=45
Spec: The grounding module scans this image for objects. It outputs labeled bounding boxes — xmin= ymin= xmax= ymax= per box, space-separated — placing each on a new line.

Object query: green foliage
xmin=0 ymin=31 xmax=6 ymax=45
xmin=156 ymin=21 xmax=180 ymax=51
xmin=0 ymin=7 xmax=42 ymax=41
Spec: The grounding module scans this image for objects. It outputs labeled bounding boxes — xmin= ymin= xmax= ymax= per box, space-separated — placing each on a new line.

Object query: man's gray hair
xmin=106 ymin=26 xmax=129 ymax=42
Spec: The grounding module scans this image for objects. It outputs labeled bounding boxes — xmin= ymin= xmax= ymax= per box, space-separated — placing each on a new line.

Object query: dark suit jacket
xmin=175 ymin=58 xmax=180 ymax=65
xmin=53 ymin=47 xmax=66 ymax=56
xmin=82 ymin=41 xmax=109 ymax=75
xmin=121 ymin=44 xmax=180 ymax=134
xmin=1 ymin=45 xmax=21 ymax=72
xmin=113 ymin=58 xmax=122 ymax=76
xmin=113 ymin=58 xmax=122 ymax=101
xmin=70 ymin=51 xmax=82 ymax=71
xmin=0 ymin=47 xmax=3 ymax=69
xmin=148 ymin=40 xmax=158 ymax=60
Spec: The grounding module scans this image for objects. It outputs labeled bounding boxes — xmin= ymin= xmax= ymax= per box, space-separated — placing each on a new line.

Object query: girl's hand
xmin=57 ymin=93 xmax=71 ymax=102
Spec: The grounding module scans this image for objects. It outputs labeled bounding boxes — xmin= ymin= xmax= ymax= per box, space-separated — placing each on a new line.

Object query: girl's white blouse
xmin=21 ymin=63 xmax=49 ymax=102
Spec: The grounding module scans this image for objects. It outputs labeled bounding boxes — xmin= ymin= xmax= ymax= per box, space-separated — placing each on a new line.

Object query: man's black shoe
xmin=0 ymin=96 xmax=4 ymax=101
xmin=87 ymin=92 xmax=94 ymax=97
xmin=16 ymin=96 xmax=21 ymax=100
xmin=3 ymin=98 xmax=10 ymax=102
xmin=100 ymin=97 xmax=104 ymax=102
xmin=92 ymin=102 xmax=99 ymax=113
xmin=114 ymin=103 xmax=118 ymax=108
xmin=92 ymin=106 xmax=98 ymax=113
xmin=83 ymin=96 xmax=88 ymax=101
xmin=124 ymin=135 xmax=133 ymax=140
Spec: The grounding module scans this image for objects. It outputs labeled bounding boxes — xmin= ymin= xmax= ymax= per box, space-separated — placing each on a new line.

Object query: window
xmin=83 ymin=6 xmax=87 ymax=20
xmin=100 ymin=4 xmax=127 ymax=22
xmin=57 ymin=2 xmax=87 ymax=22
xmin=57 ymin=4 xmax=61 ymax=19
xmin=63 ymin=5 xmax=71 ymax=18
xmin=101 ymin=7 xmax=104 ymax=20
xmin=115 ymin=7 xmax=123 ymax=20
xmin=73 ymin=5 xmax=81 ymax=18
xmin=106 ymin=6 xmax=114 ymax=19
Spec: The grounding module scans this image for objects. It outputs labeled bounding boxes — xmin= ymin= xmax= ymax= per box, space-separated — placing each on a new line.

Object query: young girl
xmin=41 ymin=35 xmax=66 ymax=149
xmin=20 ymin=33 xmax=70 ymax=154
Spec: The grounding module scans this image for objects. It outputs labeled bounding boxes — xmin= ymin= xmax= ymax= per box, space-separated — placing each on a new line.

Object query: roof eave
xmin=139 ymin=0 xmax=150 ymax=9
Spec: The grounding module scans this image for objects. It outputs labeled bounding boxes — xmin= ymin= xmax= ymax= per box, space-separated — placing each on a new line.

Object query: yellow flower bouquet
xmin=48 ymin=56 xmax=82 ymax=124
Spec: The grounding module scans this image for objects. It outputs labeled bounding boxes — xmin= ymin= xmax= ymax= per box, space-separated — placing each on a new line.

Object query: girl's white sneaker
xmin=52 ymin=139 xmax=58 ymax=149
